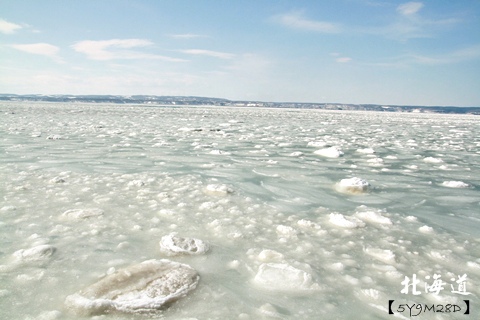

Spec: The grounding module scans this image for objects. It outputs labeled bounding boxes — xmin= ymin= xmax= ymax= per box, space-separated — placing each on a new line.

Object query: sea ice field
xmin=1 ymin=102 xmax=479 ymax=319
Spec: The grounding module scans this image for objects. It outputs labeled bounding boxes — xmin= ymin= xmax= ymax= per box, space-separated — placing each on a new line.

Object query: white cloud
xmin=397 ymin=2 xmax=424 ymax=16
xmin=0 ymin=19 xmax=22 ymax=34
xmin=169 ymin=34 xmax=207 ymax=39
xmin=179 ymin=49 xmax=235 ymax=59
xmin=72 ymin=39 xmax=186 ymax=62
xmin=9 ymin=43 xmax=59 ymax=57
xmin=336 ymin=57 xmax=352 ymax=63
xmin=274 ymin=11 xmax=340 ymax=33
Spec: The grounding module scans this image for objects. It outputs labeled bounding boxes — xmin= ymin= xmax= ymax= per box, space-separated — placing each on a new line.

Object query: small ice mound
xmin=297 ymin=219 xmax=321 ymax=230
xmin=49 ymin=176 xmax=66 ymax=183
xmin=367 ymin=158 xmax=384 ymax=166
xmin=61 ymin=208 xmax=104 ymax=220
xmin=276 ymin=225 xmax=297 ymax=238
xmin=419 ymin=225 xmax=434 ymax=233
xmin=127 ymin=180 xmax=145 ymax=187
xmin=204 ymin=184 xmax=233 ymax=196
xmin=441 ymin=181 xmax=469 ymax=188
xmin=12 ymin=244 xmax=56 ymax=263
xmin=335 ymin=177 xmax=370 ymax=194
xmin=354 ymin=207 xmax=392 ymax=225
xmin=314 ymin=146 xmax=344 ymax=158
xmin=1 ymin=205 xmax=17 ymax=212
xmin=257 ymin=303 xmax=284 ymax=318
xmin=357 ymin=148 xmax=375 ymax=154
xmin=307 ymin=141 xmax=327 ymax=147
xmin=364 ymin=248 xmax=396 ymax=264
xmin=64 ymin=259 xmax=199 ymax=316
xmin=209 ymin=149 xmax=231 ymax=155
xmin=329 ymin=213 xmax=365 ymax=229
xmin=289 ymin=151 xmax=303 ymax=157
xmin=159 ymin=233 xmax=209 ymax=256
xmin=423 ymin=157 xmax=443 ymax=164
xmin=253 ymin=263 xmax=320 ymax=292
xmin=46 ymin=134 xmax=62 ymax=140
xmin=257 ymin=249 xmax=284 ymax=263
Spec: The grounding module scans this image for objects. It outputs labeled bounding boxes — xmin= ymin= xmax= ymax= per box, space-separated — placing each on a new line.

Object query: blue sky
xmin=1 ymin=0 xmax=479 ymax=106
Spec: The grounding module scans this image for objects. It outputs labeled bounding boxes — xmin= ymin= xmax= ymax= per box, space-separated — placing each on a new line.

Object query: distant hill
xmin=0 ymin=94 xmax=478 ymax=115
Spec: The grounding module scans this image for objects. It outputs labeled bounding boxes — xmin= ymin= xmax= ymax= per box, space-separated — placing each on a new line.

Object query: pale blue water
xmin=1 ymin=102 xmax=479 ymax=319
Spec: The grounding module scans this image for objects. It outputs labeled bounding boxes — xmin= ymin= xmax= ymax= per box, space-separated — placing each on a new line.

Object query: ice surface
xmin=64 ymin=259 xmax=199 ymax=316
xmin=442 ymin=180 xmax=469 ymax=188
xmin=335 ymin=177 xmax=371 ymax=194
xmin=1 ymin=103 xmax=480 ymax=319
xmin=253 ymin=263 xmax=320 ymax=292
xmin=159 ymin=233 xmax=209 ymax=256
xmin=314 ymin=146 xmax=344 ymax=158
xmin=60 ymin=208 xmax=104 ymax=220
xmin=12 ymin=244 xmax=56 ymax=264
xmin=329 ymin=213 xmax=366 ymax=228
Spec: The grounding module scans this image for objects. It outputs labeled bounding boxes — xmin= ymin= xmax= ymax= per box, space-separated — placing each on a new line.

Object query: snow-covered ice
xmin=1 ymin=102 xmax=479 ymax=319
xmin=335 ymin=177 xmax=371 ymax=194
xmin=159 ymin=233 xmax=209 ymax=256
xmin=64 ymin=259 xmax=199 ymax=315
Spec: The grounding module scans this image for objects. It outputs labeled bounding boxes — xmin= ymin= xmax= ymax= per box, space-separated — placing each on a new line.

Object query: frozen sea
xmin=1 ymin=102 xmax=479 ymax=319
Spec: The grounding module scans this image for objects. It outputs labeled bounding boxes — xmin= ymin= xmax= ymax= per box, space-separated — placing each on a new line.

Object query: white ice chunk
xmin=307 ymin=141 xmax=327 ymax=147
xmin=314 ymin=146 xmax=344 ymax=158
xmin=441 ymin=181 xmax=469 ymax=188
xmin=419 ymin=225 xmax=434 ymax=233
xmin=367 ymin=158 xmax=384 ymax=166
xmin=209 ymin=149 xmax=231 ymax=155
xmin=357 ymin=148 xmax=375 ymax=154
xmin=253 ymin=263 xmax=320 ymax=292
xmin=289 ymin=151 xmax=303 ymax=157
xmin=65 ymin=259 xmax=199 ymax=316
xmin=204 ymin=184 xmax=233 ymax=196
xmin=258 ymin=303 xmax=283 ymax=318
xmin=297 ymin=219 xmax=321 ymax=230
xmin=257 ymin=249 xmax=284 ymax=262
xmin=61 ymin=208 xmax=104 ymax=220
xmin=13 ymin=244 xmax=56 ymax=263
xmin=159 ymin=233 xmax=209 ymax=256
xmin=364 ymin=248 xmax=396 ymax=264
xmin=49 ymin=176 xmax=66 ymax=183
xmin=355 ymin=207 xmax=392 ymax=225
xmin=46 ymin=134 xmax=62 ymax=140
xmin=329 ymin=213 xmax=365 ymax=228
xmin=335 ymin=177 xmax=370 ymax=194
xmin=127 ymin=180 xmax=145 ymax=187
xmin=276 ymin=225 xmax=297 ymax=238
xmin=423 ymin=157 xmax=443 ymax=163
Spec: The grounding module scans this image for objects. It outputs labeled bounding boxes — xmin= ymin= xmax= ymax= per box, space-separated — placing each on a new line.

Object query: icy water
xmin=1 ymin=102 xmax=479 ymax=319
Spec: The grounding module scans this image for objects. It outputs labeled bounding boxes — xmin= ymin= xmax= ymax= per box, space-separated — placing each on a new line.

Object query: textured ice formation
xmin=356 ymin=148 xmax=375 ymax=154
xmin=61 ymin=208 xmax=104 ymax=220
xmin=65 ymin=259 xmax=199 ymax=316
xmin=419 ymin=225 xmax=434 ymax=233
xmin=12 ymin=245 xmax=56 ymax=264
xmin=253 ymin=263 xmax=320 ymax=292
xmin=364 ymin=248 xmax=396 ymax=264
xmin=159 ymin=233 xmax=209 ymax=256
xmin=354 ymin=207 xmax=392 ymax=225
xmin=314 ymin=146 xmax=344 ymax=158
xmin=442 ymin=181 xmax=469 ymax=188
xmin=276 ymin=225 xmax=297 ymax=238
xmin=423 ymin=157 xmax=443 ymax=163
xmin=329 ymin=213 xmax=365 ymax=228
xmin=257 ymin=249 xmax=284 ymax=263
xmin=335 ymin=177 xmax=370 ymax=194
xmin=204 ymin=184 xmax=233 ymax=196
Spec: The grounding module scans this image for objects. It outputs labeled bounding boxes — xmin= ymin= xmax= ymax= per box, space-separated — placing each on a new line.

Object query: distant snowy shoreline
xmin=1 ymin=94 xmax=479 ymax=115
